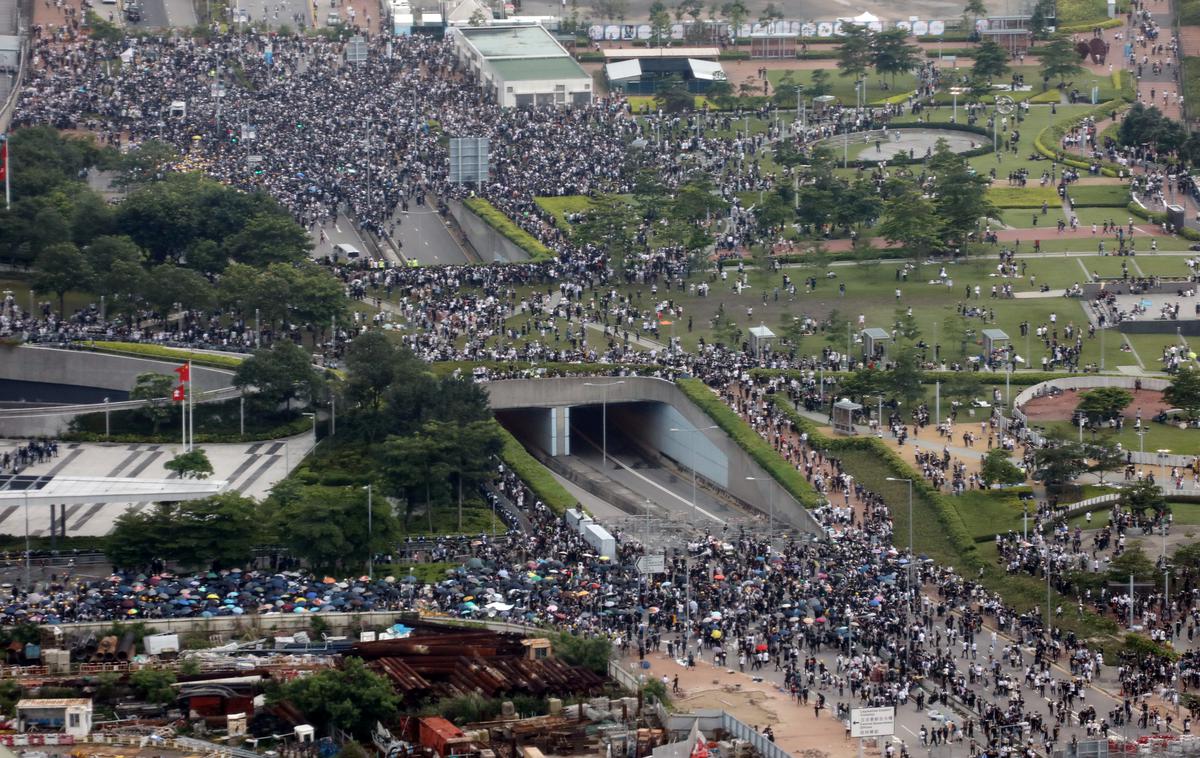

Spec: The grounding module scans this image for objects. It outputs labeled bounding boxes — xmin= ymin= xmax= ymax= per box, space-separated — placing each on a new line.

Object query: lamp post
xmin=1157 ymin=449 xmax=1171 ymax=485
xmin=670 ymin=425 xmax=719 ymax=522
xmin=886 ymin=476 xmax=914 ymax=596
xmin=363 ymin=483 xmax=374 ymax=580
xmin=584 ymin=380 xmax=625 ymax=469
xmin=304 ymin=412 xmax=317 ymax=454
xmin=745 ymin=476 xmax=775 ymax=537
xmin=23 ymin=489 xmax=30 ymax=590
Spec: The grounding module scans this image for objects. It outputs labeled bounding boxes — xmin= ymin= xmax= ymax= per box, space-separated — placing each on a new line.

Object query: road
xmin=232 ymin=0 xmax=311 ymax=30
xmin=389 ymin=207 xmax=472 ymax=266
xmin=125 ymin=0 xmax=196 ymax=30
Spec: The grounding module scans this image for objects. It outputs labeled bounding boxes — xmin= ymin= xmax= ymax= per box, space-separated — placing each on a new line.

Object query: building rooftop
xmin=460 ymin=25 xmax=566 ymax=59
xmin=490 ymin=57 xmax=588 ymax=81
xmin=17 ymin=699 xmax=93 ymax=708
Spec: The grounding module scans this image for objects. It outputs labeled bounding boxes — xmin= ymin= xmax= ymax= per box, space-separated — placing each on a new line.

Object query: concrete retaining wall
xmin=1011 ymin=375 xmax=1194 ymax=467
xmin=446 ymin=199 xmax=530 ymax=264
xmin=0 ymin=345 xmax=237 ymax=437
xmin=485 ymin=377 xmax=824 ymax=535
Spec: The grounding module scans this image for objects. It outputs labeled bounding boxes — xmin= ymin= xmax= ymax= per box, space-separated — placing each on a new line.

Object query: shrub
xmin=987 ymin=186 xmax=1061 ymax=209
xmin=496 ymin=423 xmax=577 ymax=515
xmin=462 ymin=197 xmax=555 ymax=261
xmin=676 ymin=378 xmax=823 ymax=508
xmin=77 ymin=341 xmax=246 ymax=369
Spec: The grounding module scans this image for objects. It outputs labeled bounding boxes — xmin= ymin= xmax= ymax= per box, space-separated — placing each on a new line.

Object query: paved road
xmin=390 ymin=207 xmax=472 ymax=266
xmin=234 ymin=0 xmax=311 ymax=30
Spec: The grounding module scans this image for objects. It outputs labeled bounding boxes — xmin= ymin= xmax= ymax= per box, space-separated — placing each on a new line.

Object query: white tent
xmin=852 ymin=11 xmax=879 ymax=24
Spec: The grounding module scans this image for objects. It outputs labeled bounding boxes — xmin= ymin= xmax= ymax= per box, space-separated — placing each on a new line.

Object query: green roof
xmin=462 ymin=25 xmax=565 ymax=58
xmin=490 ymin=57 xmax=588 ymax=82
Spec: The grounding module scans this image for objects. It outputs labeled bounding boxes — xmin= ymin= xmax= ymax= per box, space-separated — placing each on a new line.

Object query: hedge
xmin=1123 ymin=632 xmax=1180 ymax=661
xmin=987 ymin=186 xmax=1061 ymax=209
xmin=1127 ymin=202 xmax=1200 ymax=240
xmin=718 ymin=50 xmax=750 ymax=60
xmin=463 ymin=197 xmax=555 ymax=262
xmin=1027 ymin=89 xmax=1064 ymax=104
xmin=63 ymin=416 xmax=313 ymax=444
xmin=1033 ymin=98 xmax=1128 ymax=177
xmin=1057 ymin=16 xmax=1124 ymax=32
xmin=748 ymin=367 xmax=1075 ymax=386
xmin=675 ymin=378 xmax=824 ymax=509
xmin=496 ymin=423 xmax=578 ymax=516
xmin=764 ymin=398 xmax=981 ymax=567
xmin=77 ymin=341 xmax=246 ymax=370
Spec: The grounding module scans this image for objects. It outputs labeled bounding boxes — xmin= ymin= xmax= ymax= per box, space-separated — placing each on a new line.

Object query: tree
xmin=879 ymin=186 xmax=942 ymax=258
xmin=130 ymin=372 xmax=176 ymax=435
xmin=836 ymin=24 xmax=873 ymax=82
xmin=32 ymin=242 xmax=92 ymax=315
xmin=1164 ymin=364 xmax=1200 ymax=419
xmin=165 ymin=449 xmax=214 ymax=479
xmin=929 ymin=140 xmax=996 ymax=247
xmin=277 ymin=658 xmax=399 ymax=739
xmin=116 ymin=140 xmax=179 ymax=187
xmin=1031 ymin=429 xmax=1088 ymax=491
xmin=105 ymin=494 xmax=260 ymax=570
xmin=963 ymin=0 xmax=987 ymax=25
xmin=432 ymin=419 xmax=504 ymax=530
xmin=130 ymin=669 xmax=177 ymax=704
xmin=1039 ymin=35 xmax=1084 ymax=86
xmin=808 ymin=69 xmax=833 ymax=97
xmin=648 ymin=1 xmax=672 ymax=45
xmin=1119 ymin=103 xmax=1190 ymax=153
xmin=551 ymin=631 xmax=612 ymax=673
xmin=268 ymin=484 xmax=398 ymax=572
xmin=233 ymin=340 xmax=324 ymax=408
xmin=980 ymin=448 xmax=1026 ymax=487
xmin=1077 ymin=387 xmax=1133 ymax=423
xmin=872 ymin=28 xmax=921 ymax=86
xmin=971 ymin=39 xmax=1010 ymax=82
xmin=653 ymin=77 xmax=696 ymax=114
xmin=1120 ymin=478 xmax=1168 ymax=522
xmin=145 ymin=264 xmax=213 ymax=319
xmin=888 ymin=344 xmax=925 ymax=408
xmin=1108 ymin=542 xmax=1158 ymax=583
xmin=223 ymin=213 xmax=312 ymax=268
xmin=720 ymin=0 xmax=748 ymax=39
xmin=575 ymin=193 xmax=640 ymax=265
xmin=1085 ymin=436 xmax=1124 ymax=485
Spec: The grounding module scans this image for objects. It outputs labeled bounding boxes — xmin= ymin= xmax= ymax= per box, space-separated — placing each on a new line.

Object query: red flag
xmin=174 ymin=363 xmax=190 ymax=382
xmin=0 ymin=138 xmax=8 ymax=184
xmin=172 ymin=386 xmax=185 ymax=403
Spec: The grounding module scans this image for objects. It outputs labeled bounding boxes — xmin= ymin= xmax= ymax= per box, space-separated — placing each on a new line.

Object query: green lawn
xmin=0 ymin=276 xmax=99 ymax=317
xmin=534 ymin=195 xmax=596 ymax=231
xmin=766 ymin=69 xmax=919 ymax=105
xmin=1032 ymin=419 xmax=1199 ymax=454
xmin=951 ymin=488 xmax=1036 ymax=540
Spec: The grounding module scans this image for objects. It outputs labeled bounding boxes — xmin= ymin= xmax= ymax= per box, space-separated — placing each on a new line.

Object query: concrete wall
xmin=446 ymin=199 xmax=531 ymax=264
xmin=485 ymin=377 xmax=822 ymax=534
xmin=0 ymin=346 xmax=238 ymax=437
xmin=0 ymin=346 xmax=233 ymax=394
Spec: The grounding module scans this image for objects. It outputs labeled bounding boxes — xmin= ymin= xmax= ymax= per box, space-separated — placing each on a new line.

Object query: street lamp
xmin=886 ymin=476 xmax=914 ymax=595
xmin=584 ymin=381 xmax=625 ymax=469
xmin=670 ymin=425 xmax=719 ymax=522
xmin=363 ymin=484 xmax=374 ymax=580
xmin=303 ymin=412 xmax=317 ymax=454
xmin=745 ymin=476 xmax=775 ymax=537
xmin=23 ymin=489 xmax=30 ymax=591
xmin=1157 ymin=449 xmax=1171 ymax=485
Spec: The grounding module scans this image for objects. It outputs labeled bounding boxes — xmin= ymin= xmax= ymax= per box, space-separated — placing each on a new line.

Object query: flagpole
xmin=187 ymin=360 xmax=194 ymax=451
xmin=181 ymin=385 xmax=187 ymax=451
xmin=4 ymin=135 xmax=10 ymax=211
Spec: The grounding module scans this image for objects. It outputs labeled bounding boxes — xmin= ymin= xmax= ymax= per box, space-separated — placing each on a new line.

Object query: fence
xmin=653 ymin=702 xmax=794 ymax=758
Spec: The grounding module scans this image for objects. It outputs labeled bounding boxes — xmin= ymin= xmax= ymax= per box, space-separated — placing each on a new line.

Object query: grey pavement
xmin=0 ymin=433 xmax=313 ymax=537
xmin=389 ymin=207 xmax=472 ymax=266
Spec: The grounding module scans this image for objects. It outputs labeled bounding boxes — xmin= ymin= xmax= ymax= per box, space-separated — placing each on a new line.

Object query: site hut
xmin=832 ymin=399 xmax=862 ymax=436
xmin=861 ymin=327 xmax=891 ymax=363
xmin=448 ymin=25 xmax=591 ymax=107
xmin=978 ymin=16 xmax=1034 ymax=55
xmin=981 ymin=328 xmax=1011 ymax=370
xmin=602 ymin=47 xmax=725 ymax=96
xmin=747 ymin=324 xmax=777 ymax=359
xmin=15 ymin=699 xmax=93 ymax=738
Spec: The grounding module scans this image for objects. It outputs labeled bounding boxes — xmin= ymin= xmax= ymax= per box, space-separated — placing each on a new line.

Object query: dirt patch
xmin=675 ymin=688 xmax=781 ymax=726
xmin=1019 ymin=387 xmax=1171 ymax=421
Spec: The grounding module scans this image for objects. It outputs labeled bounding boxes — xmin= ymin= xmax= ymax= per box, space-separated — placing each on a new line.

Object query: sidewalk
xmin=623 ymin=651 xmax=861 ymax=758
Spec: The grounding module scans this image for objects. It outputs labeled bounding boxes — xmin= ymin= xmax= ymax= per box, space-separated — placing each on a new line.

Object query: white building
xmin=16 ymin=699 xmax=93 ymax=738
xmin=449 ymin=25 xmax=591 ymax=108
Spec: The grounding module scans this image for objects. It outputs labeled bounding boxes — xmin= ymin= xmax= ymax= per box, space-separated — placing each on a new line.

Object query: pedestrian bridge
xmin=485 ymin=376 xmax=822 ymax=535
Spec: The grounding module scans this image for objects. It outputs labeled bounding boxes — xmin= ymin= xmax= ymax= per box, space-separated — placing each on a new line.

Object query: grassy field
xmin=0 ymin=276 xmax=98 ymax=317
xmin=1032 ymin=420 xmax=1199 ymax=455
xmin=766 ymin=69 xmax=920 ymax=105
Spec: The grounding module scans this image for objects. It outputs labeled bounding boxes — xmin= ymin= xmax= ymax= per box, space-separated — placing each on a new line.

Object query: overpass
xmin=486 ymin=376 xmax=823 ymax=536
